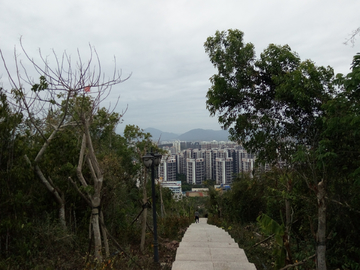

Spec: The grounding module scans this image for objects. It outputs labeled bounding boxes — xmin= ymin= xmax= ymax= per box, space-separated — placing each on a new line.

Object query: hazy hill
xmin=144 ymin=128 xmax=179 ymax=141
xmin=178 ymin=129 xmax=229 ymax=141
xmin=145 ymin=128 xmax=230 ymax=142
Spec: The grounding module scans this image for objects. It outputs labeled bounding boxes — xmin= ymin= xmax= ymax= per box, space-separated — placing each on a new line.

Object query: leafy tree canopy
xmin=204 ymin=29 xmax=334 ymax=164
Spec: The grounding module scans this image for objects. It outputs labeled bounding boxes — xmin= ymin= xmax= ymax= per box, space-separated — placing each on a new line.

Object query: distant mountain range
xmin=144 ymin=128 xmax=230 ymax=142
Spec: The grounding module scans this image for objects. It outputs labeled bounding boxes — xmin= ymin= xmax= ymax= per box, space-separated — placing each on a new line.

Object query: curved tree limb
xmin=280 ymin=254 xmax=316 ymax=270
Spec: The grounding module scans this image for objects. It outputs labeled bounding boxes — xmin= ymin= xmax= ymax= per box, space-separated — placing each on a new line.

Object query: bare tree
xmin=1 ymin=40 xmax=130 ymax=260
xmin=344 ymin=27 xmax=360 ymax=46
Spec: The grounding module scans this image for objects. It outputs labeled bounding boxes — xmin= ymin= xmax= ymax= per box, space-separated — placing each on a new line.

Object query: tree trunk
xmin=30 ymin=116 xmax=69 ymax=229
xmin=85 ymin=118 xmax=104 ymax=262
xmin=284 ymin=178 xmax=293 ymax=264
xmin=25 ymin=156 xmax=67 ymax=229
xmin=159 ymin=183 xmax=166 ymax=217
xmin=100 ymin=211 xmax=109 ymax=258
xmin=140 ymin=169 xmax=147 ymax=253
xmin=92 ymin=207 xmax=102 ymax=261
xmin=59 ymin=202 xmax=66 ymax=229
xmin=285 ymin=198 xmax=291 ymax=232
xmin=140 ymin=206 xmax=148 ymax=253
xmin=76 ymin=126 xmax=105 ymax=262
xmin=316 ymin=180 xmax=327 ymax=270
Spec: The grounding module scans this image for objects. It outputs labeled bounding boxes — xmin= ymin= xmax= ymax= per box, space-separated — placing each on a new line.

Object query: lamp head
xmin=142 ymin=153 xmax=153 ymax=168
xmin=153 ymin=153 xmax=162 ymax=166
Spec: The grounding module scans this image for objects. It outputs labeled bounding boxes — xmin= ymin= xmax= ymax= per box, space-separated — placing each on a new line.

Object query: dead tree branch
xmin=280 ymin=254 xmax=316 ymax=270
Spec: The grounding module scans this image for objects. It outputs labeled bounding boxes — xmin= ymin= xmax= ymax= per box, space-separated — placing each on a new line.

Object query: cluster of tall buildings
xmin=158 ymin=141 xmax=259 ymax=185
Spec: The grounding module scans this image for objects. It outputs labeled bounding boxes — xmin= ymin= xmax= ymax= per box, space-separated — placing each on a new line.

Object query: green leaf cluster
xmin=257 ymin=214 xmax=286 ymax=269
xmin=31 ymin=76 xmax=48 ymax=92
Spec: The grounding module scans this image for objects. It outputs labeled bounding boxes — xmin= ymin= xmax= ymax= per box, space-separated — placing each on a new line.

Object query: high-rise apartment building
xmin=173 ymin=141 xmax=181 ymax=154
xmin=211 ymin=141 xmax=219 ymax=149
xmin=215 ymin=157 xmax=233 ymax=185
xmin=159 ymin=156 xmax=177 ymax=182
xmin=192 ymin=149 xmax=201 ymax=159
xmin=211 ymin=150 xmax=219 ymax=180
xmin=186 ymin=158 xmax=196 ymax=184
xmin=241 ymin=153 xmax=255 ymax=177
xmin=184 ymin=149 xmax=192 ymax=159
xmin=204 ymin=150 xmax=212 ymax=180
xmin=195 ymin=158 xmax=205 ymax=185
xmin=177 ymin=153 xmax=185 ymax=175
xmin=217 ymin=149 xmax=229 ymax=159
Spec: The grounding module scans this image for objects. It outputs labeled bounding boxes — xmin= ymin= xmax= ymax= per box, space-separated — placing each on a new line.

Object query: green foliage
xmin=31 ymin=76 xmax=48 ymax=92
xmin=318 ymin=54 xmax=360 ymax=185
xmin=158 ymin=215 xmax=191 ymax=240
xmin=181 ymin=182 xmax=192 ymax=192
xmin=257 ymin=214 xmax=285 ymax=242
xmin=91 ymin=107 xmax=120 ymax=151
xmin=205 ymin=170 xmax=318 ymax=269
xmin=0 ymin=88 xmax=168 ymax=267
xmin=204 ymin=29 xmax=334 ymax=165
xmin=121 ymin=124 xmax=163 ymax=179
xmin=180 ymin=174 xmax=209 ymax=192
xmin=257 ymin=214 xmax=286 ymax=269
xmin=203 ymin=179 xmax=216 ymax=188
xmin=204 ymin=29 xmax=360 ymax=269
xmin=206 ymin=173 xmax=271 ymax=224
xmin=2 ymin=35 xmax=360 ymax=269
xmin=0 ymin=48 xmax=195 ymax=269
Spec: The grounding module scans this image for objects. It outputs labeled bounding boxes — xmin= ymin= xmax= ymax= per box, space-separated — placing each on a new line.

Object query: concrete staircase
xmin=172 ymin=218 xmax=256 ymax=270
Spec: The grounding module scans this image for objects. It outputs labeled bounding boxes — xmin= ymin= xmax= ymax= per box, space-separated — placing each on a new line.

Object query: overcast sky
xmin=1 ymin=0 xmax=359 ymax=134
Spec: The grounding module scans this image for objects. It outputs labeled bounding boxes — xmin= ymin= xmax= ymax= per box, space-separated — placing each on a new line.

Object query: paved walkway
xmin=172 ymin=218 xmax=256 ymax=270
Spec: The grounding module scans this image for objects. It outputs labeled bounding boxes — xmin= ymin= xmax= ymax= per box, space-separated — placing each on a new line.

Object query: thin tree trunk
xmin=159 ymin=183 xmax=166 ymax=217
xmin=316 ymin=180 xmax=327 ymax=270
xmin=76 ymin=127 xmax=105 ymax=262
xmin=100 ymin=211 xmax=109 ymax=257
xmin=140 ymin=169 xmax=147 ymax=253
xmin=6 ymin=230 xmax=9 ymax=256
xmin=140 ymin=206 xmax=148 ymax=253
xmin=25 ymin=155 xmax=67 ymax=229
xmin=59 ymin=202 xmax=66 ymax=229
xmin=85 ymin=118 xmax=104 ymax=262
xmin=284 ymin=178 xmax=293 ymax=264
xmin=27 ymin=108 xmax=70 ymax=229
xmin=92 ymin=207 xmax=102 ymax=261
xmin=285 ymin=198 xmax=291 ymax=232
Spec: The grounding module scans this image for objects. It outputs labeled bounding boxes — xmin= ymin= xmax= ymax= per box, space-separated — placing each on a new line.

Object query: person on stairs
xmin=195 ymin=211 xmax=199 ymax=223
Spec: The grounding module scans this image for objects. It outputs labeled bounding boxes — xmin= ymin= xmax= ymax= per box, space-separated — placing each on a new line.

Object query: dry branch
xmin=280 ymin=254 xmax=316 ymax=270
xmin=251 ymin=234 xmax=274 ymax=248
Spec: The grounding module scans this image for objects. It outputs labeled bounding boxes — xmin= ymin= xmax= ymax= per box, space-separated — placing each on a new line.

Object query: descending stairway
xmin=172 ymin=218 xmax=256 ymax=270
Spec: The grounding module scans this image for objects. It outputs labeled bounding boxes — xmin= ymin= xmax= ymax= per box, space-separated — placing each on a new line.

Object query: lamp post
xmin=142 ymin=152 xmax=162 ymax=263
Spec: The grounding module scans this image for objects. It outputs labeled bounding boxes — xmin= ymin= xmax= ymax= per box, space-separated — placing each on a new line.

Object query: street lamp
xmin=142 ymin=151 xmax=162 ymax=263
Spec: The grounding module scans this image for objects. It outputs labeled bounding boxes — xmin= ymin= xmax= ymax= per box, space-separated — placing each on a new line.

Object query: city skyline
xmin=159 ymin=141 xmax=257 ymax=186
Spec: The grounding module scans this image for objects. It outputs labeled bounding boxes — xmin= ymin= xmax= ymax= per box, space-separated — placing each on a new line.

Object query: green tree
xmin=1 ymin=43 xmax=129 ymax=261
xmin=204 ymin=29 xmax=334 ymax=269
xmin=316 ymin=53 xmax=360 ymax=268
xmin=0 ymin=88 xmax=27 ymax=259
xmin=122 ymin=124 xmax=162 ymax=252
